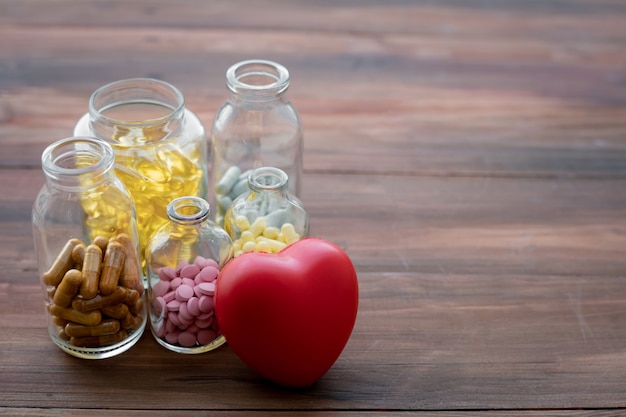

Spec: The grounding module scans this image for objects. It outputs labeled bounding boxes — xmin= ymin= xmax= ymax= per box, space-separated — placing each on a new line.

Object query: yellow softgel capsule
xmin=240 ymin=230 xmax=254 ymax=244
xmin=256 ymin=239 xmax=272 ymax=253
xmin=235 ymin=215 xmax=250 ymax=231
xmin=80 ymin=185 xmax=134 ymax=242
xmin=242 ymin=241 xmax=257 ymax=253
xmin=281 ymin=223 xmax=300 ymax=245
xmin=256 ymin=236 xmax=287 ymax=253
xmin=249 ymin=217 xmax=267 ymax=237
xmin=262 ymin=226 xmax=280 ymax=240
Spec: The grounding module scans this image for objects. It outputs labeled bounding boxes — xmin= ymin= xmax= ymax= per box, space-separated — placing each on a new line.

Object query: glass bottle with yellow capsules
xmin=224 ymin=166 xmax=309 ymax=257
xmin=73 ymin=78 xmax=209 ymax=270
xmin=32 ymin=136 xmax=147 ymax=359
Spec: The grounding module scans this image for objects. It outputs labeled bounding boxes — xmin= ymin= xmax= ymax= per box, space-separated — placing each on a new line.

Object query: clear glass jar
xmin=210 ymin=59 xmax=303 ymax=226
xmin=32 ymin=137 xmax=147 ymax=359
xmin=74 ymin=78 xmax=209 ymax=269
xmin=146 ymin=196 xmax=233 ymax=354
xmin=224 ymin=167 xmax=309 ymax=257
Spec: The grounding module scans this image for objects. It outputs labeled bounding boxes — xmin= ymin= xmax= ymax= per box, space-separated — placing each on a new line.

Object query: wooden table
xmin=2 ymin=1 xmax=626 ymax=415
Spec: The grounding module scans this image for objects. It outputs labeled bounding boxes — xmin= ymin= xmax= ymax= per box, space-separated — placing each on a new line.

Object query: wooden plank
xmin=2 ymin=271 xmax=626 ymax=410
xmin=2 ymin=0 xmax=624 ymax=100
xmin=305 ymin=174 xmax=626 ymax=277
xmin=2 ymin=87 xmax=626 ymax=177
xmin=3 ymin=170 xmax=626 ymax=277
xmin=1 ymin=3 xmax=625 ymax=175
xmin=2 ymin=411 xmax=623 ymax=417
xmin=2 ymin=0 xmax=626 ymax=37
xmin=2 ymin=170 xmax=625 ymax=410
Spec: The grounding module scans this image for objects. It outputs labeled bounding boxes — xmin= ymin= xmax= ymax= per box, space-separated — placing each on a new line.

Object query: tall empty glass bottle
xmin=210 ymin=59 xmax=303 ymax=226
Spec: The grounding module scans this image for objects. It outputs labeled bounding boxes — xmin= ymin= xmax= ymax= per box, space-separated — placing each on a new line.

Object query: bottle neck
xmin=226 ymin=60 xmax=290 ymax=103
xmin=247 ymin=167 xmax=289 ymax=196
xmin=41 ymin=137 xmax=116 ymax=191
xmin=88 ymin=78 xmax=185 ymax=146
xmin=167 ymin=196 xmax=211 ymax=226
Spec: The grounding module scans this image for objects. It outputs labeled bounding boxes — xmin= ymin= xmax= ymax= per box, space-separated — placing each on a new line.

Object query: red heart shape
xmin=215 ymin=238 xmax=359 ymax=387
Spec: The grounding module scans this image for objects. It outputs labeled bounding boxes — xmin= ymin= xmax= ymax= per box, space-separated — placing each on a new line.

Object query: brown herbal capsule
xmin=121 ymin=312 xmax=143 ymax=330
xmin=52 ymin=315 xmax=69 ymax=327
xmin=99 ymin=241 xmax=125 ymax=295
xmin=124 ymin=288 xmax=140 ymax=306
xmin=42 ymin=238 xmax=83 ymax=286
xmin=92 ymin=235 xmax=109 ymax=253
xmin=57 ymin=327 xmax=70 ymax=341
xmin=72 ymin=286 xmax=127 ymax=312
xmin=65 ymin=318 xmax=120 ymax=338
xmin=71 ymin=243 xmax=86 ymax=265
xmin=129 ymin=297 xmax=145 ymax=316
xmin=101 ymin=303 xmax=129 ymax=320
xmin=70 ymin=329 xmax=127 ymax=348
xmin=115 ymin=233 xmax=143 ymax=294
xmin=49 ymin=304 xmax=101 ymax=326
xmin=79 ymin=244 xmax=102 ymax=299
xmin=52 ymin=269 xmax=83 ymax=308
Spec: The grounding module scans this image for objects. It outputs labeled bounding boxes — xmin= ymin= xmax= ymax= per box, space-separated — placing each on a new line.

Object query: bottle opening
xmin=42 ymin=137 xmax=114 ymax=179
xmin=89 ymin=78 xmax=185 ymax=145
xmin=226 ymin=60 xmax=290 ymax=97
xmin=101 ymin=102 xmax=174 ymax=122
xmin=248 ymin=167 xmax=289 ymax=192
xmin=167 ymin=196 xmax=211 ymax=224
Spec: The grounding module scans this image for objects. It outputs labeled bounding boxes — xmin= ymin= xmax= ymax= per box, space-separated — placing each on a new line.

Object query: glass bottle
xmin=224 ymin=167 xmax=309 ymax=257
xmin=146 ymin=196 xmax=233 ymax=354
xmin=210 ymin=59 xmax=303 ymax=226
xmin=32 ymin=136 xmax=146 ymax=359
xmin=74 ymin=78 xmax=209 ymax=269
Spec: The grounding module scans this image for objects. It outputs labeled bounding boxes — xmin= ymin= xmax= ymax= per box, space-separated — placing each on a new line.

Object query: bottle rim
xmin=88 ymin=78 xmax=185 ymax=128
xmin=248 ymin=167 xmax=289 ymax=192
xmin=226 ymin=59 xmax=290 ymax=97
xmin=167 ymin=196 xmax=211 ymax=225
xmin=41 ymin=136 xmax=114 ymax=181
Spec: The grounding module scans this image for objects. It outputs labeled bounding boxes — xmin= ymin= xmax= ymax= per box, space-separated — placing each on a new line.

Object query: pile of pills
xmin=215 ymin=165 xmax=252 ymax=225
xmin=150 ymin=256 xmax=222 ymax=348
xmin=230 ymin=215 xmax=301 ymax=256
xmin=112 ymin=142 xmax=206 ymax=270
xmin=43 ymin=234 xmax=145 ymax=348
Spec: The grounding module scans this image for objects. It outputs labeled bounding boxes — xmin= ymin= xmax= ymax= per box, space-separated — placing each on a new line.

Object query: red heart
xmin=215 ymin=238 xmax=359 ymax=387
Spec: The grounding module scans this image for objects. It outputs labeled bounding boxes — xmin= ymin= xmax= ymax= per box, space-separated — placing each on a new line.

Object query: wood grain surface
xmin=1 ymin=0 xmax=626 ymax=415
